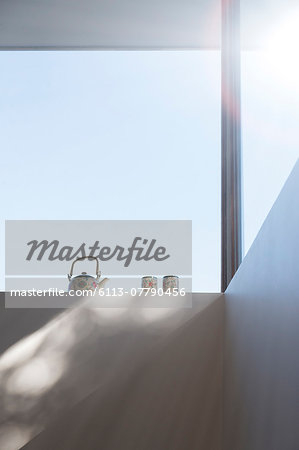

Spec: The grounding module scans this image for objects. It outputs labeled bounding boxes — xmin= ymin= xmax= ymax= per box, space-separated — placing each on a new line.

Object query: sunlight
xmin=6 ymin=355 xmax=65 ymax=397
xmin=0 ymin=328 xmax=48 ymax=371
xmin=0 ymin=424 xmax=33 ymax=450
xmin=138 ymin=308 xmax=176 ymax=323
xmin=263 ymin=10 xmax=299 ymax=88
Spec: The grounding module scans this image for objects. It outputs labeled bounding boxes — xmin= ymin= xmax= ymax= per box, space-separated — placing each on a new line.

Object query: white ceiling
xmin=0 ymin=0 xmax=220 ymax=49
xmin=0 ymin=0 xmax=297 ymax=50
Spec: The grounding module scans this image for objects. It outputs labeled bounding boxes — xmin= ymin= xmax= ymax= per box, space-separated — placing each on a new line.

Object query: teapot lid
xmin=73 ymin=272 xmax=95 ymax=279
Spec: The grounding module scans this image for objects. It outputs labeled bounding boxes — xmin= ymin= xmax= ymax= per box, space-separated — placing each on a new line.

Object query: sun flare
xmin=263 ymin=10 xmax=299 ymax=87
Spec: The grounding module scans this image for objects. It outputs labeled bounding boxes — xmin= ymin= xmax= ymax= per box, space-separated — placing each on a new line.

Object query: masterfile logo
xmin=5 ymin=220 xmax=192 ymax=276
xmin=25 ymin=237 xmax=170 ymax=267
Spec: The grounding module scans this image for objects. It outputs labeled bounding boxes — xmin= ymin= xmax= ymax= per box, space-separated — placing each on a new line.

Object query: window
xmin=241 ymin=5 xmax=299 ymax=253
xmin=0 ymin=51 xmax=221 ymax=291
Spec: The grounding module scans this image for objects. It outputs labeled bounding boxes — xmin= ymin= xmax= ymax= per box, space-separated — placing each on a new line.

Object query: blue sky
xmin=0 ymin=51 xmax=221 ymax=292
xmin=0 ymin=50 xmax=298 ymax=291
xmin=242 ymin=51 xmax=299 ymax=253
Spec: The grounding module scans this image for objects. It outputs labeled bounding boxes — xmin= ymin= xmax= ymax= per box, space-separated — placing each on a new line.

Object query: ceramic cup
xmin=141 ymin=276 xmax=158 ymax=290
xmin=163 ymin=275 xmax=179 ymax=292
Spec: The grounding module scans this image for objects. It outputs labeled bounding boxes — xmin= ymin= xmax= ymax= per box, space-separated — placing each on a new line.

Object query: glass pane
xmin=241 ymin=6 xmax=299 ymax=254
xmin=0 ymin=51 xmax=221 ymax=291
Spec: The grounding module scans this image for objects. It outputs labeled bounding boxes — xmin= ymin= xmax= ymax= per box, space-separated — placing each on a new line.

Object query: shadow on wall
xmin=0 ymin=293 xmax=222 ymax=450
xmin=0 ymin=295 xmax=62 ymax=356
xmin=21 ymin=296 xmax=223 ymax=450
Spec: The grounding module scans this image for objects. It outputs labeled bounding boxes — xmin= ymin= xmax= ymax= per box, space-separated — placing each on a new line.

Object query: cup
xmin=141 ymin=276 xmax=158 ymax=290
xmin=163 ymin=275 xmax=179 ymax=292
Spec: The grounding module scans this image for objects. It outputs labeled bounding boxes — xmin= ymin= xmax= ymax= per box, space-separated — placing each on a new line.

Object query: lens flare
xmin=263 ymin=10 xmax=299 ymax=88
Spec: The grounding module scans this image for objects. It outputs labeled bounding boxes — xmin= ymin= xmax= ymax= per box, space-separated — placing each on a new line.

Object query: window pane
xmin=242 ymin=52 xmax=299 ymax=253
xmin=0 ymin=51 xmax=220 ymax=291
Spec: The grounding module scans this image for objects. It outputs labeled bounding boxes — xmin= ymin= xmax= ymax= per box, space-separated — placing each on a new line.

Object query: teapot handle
xmin=68 ymin=256 xmax=101 ymax=281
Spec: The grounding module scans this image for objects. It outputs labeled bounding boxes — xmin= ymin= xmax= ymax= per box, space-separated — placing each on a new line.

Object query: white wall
xmin=0 ymin=293 xmax=223 ymax=450
xmin=224 ymin=160 xmax=299 ymax=450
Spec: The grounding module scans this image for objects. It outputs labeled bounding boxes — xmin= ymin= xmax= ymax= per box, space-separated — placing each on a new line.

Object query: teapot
xmin=68 ymin=256 xmax=102 ymax=293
